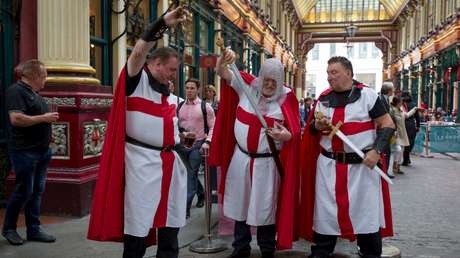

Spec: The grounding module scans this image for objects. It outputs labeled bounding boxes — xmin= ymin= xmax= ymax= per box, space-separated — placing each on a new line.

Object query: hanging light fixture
xmin=345 ymin=24 xmax=358 ymax=38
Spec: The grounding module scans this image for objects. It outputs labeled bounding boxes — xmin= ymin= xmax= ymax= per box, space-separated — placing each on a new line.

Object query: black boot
xmin=227 ymin=248 xmax=251 ymax=258
xmin=157 ymin=227 xmax=179 ymax=258
xmin=357 ymin=232 xmax=382 ymax=258
xmin=310 ymin=232 xmax=337 ymax=258
xmin=123 ymin=234 xmax=147 ymax=258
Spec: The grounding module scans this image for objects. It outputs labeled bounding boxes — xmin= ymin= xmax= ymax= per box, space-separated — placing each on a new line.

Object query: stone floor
xmin=0 ymin=153 xmax=459 ymax=258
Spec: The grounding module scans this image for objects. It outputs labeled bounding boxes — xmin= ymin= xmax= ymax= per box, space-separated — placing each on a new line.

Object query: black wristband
xmin=372 ymin=127 xmax=396 ymax=154
xmin=204 ymin=140 xmax=211 ymax=145
xmin=140 ymin=16 xmax=168 ymax=42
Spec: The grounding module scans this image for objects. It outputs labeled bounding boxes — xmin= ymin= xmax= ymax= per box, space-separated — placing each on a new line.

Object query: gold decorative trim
xmin=46 ymin=65 xmax=97 ymax=75
xmin=46 ymin=76 xmax=101 ymax=85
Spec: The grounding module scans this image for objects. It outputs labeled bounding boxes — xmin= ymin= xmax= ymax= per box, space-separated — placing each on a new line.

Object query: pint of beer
xmin=183 ymin=132 xmax=196 ymax=148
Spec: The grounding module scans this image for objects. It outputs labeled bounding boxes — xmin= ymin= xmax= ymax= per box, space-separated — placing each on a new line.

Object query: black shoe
xmin=262 ymin=251 xmax=275 ymax=258
xmin=401 ymin=163 xmax=409 ymax=166
xmin=27 ymin=231 xmax=56 ymax=243
xmin=227 ymin=249 xmax=251 ymax=258
xmin=388 ymin=174 xmax=395 ymax=179
xmin=2 ymin=230 xmax=24 ymax=245
xmin=196 ymin=197 xmax=204 ymax=208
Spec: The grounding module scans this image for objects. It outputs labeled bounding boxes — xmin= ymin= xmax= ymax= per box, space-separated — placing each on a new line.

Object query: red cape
xmin=87 ymin=67 xmax=156 ymax=246
xmin=297 ymin=87 xmax=393 ymax=241
xmin=209 ymin=71 xmax=301 ymax=250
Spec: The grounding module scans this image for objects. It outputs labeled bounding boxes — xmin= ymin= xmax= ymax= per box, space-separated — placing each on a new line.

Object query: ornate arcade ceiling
xmin=293 ymin=0 xmax=408 ymax=34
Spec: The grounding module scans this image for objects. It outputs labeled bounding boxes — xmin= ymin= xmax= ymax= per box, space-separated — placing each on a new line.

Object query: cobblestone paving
xmin=0 ymin=154 xmax=459 ymax=258
xmin=179 ymin=154 xmax=460 ymax=258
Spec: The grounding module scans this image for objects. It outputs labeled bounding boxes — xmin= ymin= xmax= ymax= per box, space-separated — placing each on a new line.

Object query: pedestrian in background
xmin=389 ymin=96 xmax=418 ymax=175
xmin=401 ymin=91 xmax=420 ymax=166
xmin=205 ymin=84 xmax=219 ymax=115
xmin=177 ymin=78 xmax=215 ymax=219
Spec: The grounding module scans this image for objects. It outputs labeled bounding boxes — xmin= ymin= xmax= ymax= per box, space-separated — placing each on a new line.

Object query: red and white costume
xmin=223 ymin=74 xmax=287 ymax=226
xmin=87 ymin=67 xmax=187 ymax=244
xmin=298 ymin=84 xmax=393 ymax=241
xmin=124 ymin=70 xmax=187 ymax=236
xmin=209 ymin=70 xmax=300 ymax=250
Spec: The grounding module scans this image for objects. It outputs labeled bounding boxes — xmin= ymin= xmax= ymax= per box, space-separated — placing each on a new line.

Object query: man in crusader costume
xmin=87 ymin=7 xmax=187 ymax=258
xmin=298 ymin=56 xmax=396 ymax=258
xmin=210 ymin=48 xmax=300 ymax=258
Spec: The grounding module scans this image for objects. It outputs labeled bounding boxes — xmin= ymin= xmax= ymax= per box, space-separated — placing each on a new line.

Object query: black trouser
xmin=311 ymin=231 xmax=382 ymax=258
xmin=123 ymin=227 xmax=179 ymax=258
xmin=403 ymin=128 xmax=417 ymax=165
xmin=232 ymin=220 xmax=276 ymax=254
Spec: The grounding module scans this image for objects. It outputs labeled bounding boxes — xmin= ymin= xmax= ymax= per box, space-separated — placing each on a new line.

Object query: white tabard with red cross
xmin=124 ymin=70 xmax=187 ymax=237
xmin=313 ymin=87 xmax=387 ymax=236
xmin=223 ymin=75 xmax=290 ymax=226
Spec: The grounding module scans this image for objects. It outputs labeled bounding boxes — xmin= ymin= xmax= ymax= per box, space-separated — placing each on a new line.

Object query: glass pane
xmin=199 ymin=19 xmax=209 ymax=53
xmin=126 ymin=0 xmax=150 ymax=47
xmin=184 ymin=15 xmax=194 ymax=56
xmin=359 ymin=43 xmax=368 ymax=59
xmin=330 ymin=43 xmax=336 ymax=56
xmin=184 ymin=65 xmax=194 ymax=82
xmin=90 ymin=44 xmax=103 ymax=81
xmin=89 ymin=0 xmax=102 ymax=38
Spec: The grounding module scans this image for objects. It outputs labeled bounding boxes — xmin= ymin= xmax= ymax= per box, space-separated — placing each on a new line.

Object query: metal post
xmin=189 ymin=148 xmax=227 ymax=253
xmin=420 ymin=122 xmax=434 ymax=158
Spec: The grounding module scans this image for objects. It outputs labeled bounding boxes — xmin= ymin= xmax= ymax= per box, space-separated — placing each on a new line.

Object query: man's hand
xmin=41 ymin=112 xmax=59 ymax=123
xmin=363 ymin=149 xmax=380 ymax=169
xmin=200 ymin=142 xmax=210 ymax=154
xmin=315 ymin=117 xmax=331 ymax=131
xmin=216 ymin=48 xmax=236 ymax=81
xmin=163 ymin=6 xmax=187 ymax=27
xmin=266 ymin=122 xmax=292 ymax=142
xmin=220 ymin=48 xmax=236 ymax=67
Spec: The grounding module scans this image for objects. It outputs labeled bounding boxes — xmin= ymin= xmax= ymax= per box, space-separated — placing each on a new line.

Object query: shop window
xmin=358 ymin=43 xmax=368 ymax=59
xmin=311 ymin=45 xmax=319 ymax=60
xmin=90 ymin=0 xmax=111 ymax=86
xmin=330 ymin=43 xmax=336 ymax=56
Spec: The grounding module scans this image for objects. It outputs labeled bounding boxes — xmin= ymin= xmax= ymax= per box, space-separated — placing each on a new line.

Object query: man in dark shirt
xmin=2 ymin=59 xmax=59 ymax=245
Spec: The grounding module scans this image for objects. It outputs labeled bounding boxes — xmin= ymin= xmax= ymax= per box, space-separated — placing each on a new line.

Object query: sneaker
xmin=2 ymin=230 xmax=24 ymax=245
xmin=27 ymin=230 xmax=56 ymax=243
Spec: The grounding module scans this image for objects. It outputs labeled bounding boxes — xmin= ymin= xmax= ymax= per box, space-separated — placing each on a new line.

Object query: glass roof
xmin=293 ymin=0 xmax=406 ymax=24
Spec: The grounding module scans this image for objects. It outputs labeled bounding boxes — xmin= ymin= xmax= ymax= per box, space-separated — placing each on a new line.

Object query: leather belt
xmin=237 ymin=143 xmax=273 ymax=158
xmin=321 ymin=148 xmax=372 ymax=164
xmin=126 ymin=135 xmax=176 ymax=152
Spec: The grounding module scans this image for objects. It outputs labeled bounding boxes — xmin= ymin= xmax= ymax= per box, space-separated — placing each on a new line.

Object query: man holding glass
xmin=299 ymin=56 xmax=395 ymax=258
xmin=2 ymin=59 xmax=58 ymax=245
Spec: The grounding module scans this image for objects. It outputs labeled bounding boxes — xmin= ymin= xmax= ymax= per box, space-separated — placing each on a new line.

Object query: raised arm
xmin=216 ymin=48 xmax=236 ymax=82
xmin=127 ymin=6 xmax=186 ymax=77
xmin=404 ymin=106 xmax=418 ymax=118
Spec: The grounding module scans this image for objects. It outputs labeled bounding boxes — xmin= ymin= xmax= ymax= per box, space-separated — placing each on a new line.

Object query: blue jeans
xmin=183 ymin=140 xmax=204 ymax=209
xmin=2 ymin=148 xmax=51 ymax=235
